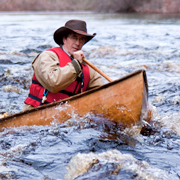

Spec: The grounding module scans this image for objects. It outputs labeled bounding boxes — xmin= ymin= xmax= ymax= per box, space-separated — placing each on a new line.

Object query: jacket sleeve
xmin=32 ymin=51 xmax=82 ymax=93
xmin=87 ymin=66 xmax=104 ymax=90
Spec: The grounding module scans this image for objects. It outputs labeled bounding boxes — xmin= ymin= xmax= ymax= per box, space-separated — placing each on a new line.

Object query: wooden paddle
xmin=83 ymin=58 xmax=113 ymax=82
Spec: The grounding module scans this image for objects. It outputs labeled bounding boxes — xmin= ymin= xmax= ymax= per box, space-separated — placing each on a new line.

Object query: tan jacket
xmin=23 ymin=50 xmax=104 ymax=111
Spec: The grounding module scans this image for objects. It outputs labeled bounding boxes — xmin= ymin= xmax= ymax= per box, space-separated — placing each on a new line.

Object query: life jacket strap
xmin=31 ymin=79 xmax=78 ymax=98
xmin=28 ymin=94 xmax=49 ymax=105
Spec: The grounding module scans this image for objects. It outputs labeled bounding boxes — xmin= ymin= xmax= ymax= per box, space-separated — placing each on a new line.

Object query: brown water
xmin=0 ymin=12 xmax=180 ymax=179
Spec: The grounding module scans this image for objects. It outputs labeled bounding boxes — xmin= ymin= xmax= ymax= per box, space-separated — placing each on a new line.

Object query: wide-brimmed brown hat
xmin=54 ymin=19 xmax=96 ymax=45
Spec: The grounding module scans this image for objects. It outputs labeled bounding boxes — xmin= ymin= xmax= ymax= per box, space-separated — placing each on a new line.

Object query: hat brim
xmin=54 ymin=26 xmax=96 ymax=45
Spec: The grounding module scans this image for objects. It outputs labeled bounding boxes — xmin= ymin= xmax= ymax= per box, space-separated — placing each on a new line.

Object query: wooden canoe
xmin=0 ymin=69 xmax=149 ymax=130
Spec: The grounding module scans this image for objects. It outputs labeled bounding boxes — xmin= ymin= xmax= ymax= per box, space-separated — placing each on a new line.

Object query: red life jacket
xmin=24 ymin=47 xmax=90 ymax=107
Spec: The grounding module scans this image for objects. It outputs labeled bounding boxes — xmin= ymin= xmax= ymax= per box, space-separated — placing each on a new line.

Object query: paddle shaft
xmin=83 ymin=58 xmax=113 ymax=82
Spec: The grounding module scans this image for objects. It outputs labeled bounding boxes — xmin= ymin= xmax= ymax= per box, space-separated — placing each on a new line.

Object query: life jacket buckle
xmin=42 ymin=95 xmax=47 ymax=103
xmin=42 ymin=89 xmax=49 ymax=104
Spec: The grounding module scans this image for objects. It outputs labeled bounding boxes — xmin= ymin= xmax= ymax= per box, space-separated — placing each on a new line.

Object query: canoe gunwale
xmin=0 ymin=69 xmax=148 ymax=123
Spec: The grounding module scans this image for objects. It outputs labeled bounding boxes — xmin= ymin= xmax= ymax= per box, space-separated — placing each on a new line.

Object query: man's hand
xmin=72 ymin=50 xmax=85 ymax=63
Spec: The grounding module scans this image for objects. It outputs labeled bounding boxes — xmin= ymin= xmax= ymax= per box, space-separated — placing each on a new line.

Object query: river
xmin=0 ymin=11 xmax=180 ymax=180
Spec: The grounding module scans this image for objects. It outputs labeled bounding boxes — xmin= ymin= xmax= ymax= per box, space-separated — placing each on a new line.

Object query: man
xmin=23 ymin=19 xmax=104 ymax=111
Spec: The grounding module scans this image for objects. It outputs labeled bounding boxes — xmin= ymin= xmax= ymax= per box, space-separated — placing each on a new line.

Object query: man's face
xmin=63 ymin=33 xmax=86 ymax=55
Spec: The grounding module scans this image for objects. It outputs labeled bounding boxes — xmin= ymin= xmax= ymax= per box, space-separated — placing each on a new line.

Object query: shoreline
xmin=0 ymin=11 xmax=180 ymax=16
xmin=0 ymin=0 xmax=180 ymax=14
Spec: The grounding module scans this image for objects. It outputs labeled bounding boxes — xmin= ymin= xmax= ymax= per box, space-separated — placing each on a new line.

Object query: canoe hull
xmin=0 ymin=70 xmax=149 ymax=130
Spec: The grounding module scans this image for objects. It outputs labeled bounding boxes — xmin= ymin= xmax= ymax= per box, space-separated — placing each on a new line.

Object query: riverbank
xmin=0 ymin=0 xmax=180 ymax=14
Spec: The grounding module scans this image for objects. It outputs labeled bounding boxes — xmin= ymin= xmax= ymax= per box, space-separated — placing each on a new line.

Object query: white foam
xmin=1 ymin=85 xmax=24 ymax=94
xmin=160 ymin=113 xmax=180 ymax=136
xmin=163 ymin=60 xmax=180 ymax=73
xmin=0 ymin=166 xmax=17 ymax=173
xmin=64 ymin=149 xmax=173 ymax=180
xmin=153 ymin=94 xmax=166 ymax=102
